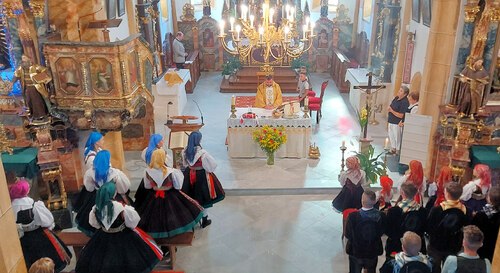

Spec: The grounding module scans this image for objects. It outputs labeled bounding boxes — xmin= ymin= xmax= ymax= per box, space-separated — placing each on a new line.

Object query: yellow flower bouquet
xmin=252 ymin=125 xmax=287 ymax=165
xmin=356 ymin=106 xmax=370 ymax=139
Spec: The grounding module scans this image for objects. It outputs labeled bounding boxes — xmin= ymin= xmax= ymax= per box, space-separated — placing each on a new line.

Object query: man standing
xmin=398 ymin=91 xmax=419 ymax=127
xmin=297 ymin=71 xmax=310 ymax=105
xmin=254 ymin=75 xmax=283 ymax=109
xmin=387 ymin=86 xmax=409 ymax=154
xmin=12 ymin=54 xmax=52 ymax=120
xmin=173 ymin=32 xmax=188 ymax=69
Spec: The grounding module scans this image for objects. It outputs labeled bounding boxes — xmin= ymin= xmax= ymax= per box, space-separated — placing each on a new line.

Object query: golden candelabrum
xmin=218 ymin=0 xmax=315 ymax=72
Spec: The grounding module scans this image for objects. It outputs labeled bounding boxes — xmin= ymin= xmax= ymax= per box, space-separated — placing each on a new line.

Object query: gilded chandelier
xmin=218 ymin=0 xmax=316 ymax=72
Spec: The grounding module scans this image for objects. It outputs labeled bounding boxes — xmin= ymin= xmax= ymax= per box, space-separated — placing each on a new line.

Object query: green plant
xmin=354 ymin=145 xmax=387 ymax=184
xmin=222 ymin=57 xmax=242 ymax=75
xmin=221 ymin=62 xmax=232 ymax=75
xmin=290 ymin=56 xmax=310 ymax=70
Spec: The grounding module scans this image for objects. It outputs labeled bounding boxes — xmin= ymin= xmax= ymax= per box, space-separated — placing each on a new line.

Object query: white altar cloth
xmin=345 ymin=68 xmax=370 ymax=112
xmin=152 ymin=69 xmax=190 ymax=134
xmin=227 ymin=108 xmax=311 ymax=158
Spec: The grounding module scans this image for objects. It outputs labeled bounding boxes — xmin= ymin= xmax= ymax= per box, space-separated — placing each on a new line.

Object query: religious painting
xmin=55 ymin=57 xmax=82 ymax=95
xmin=107 ymin=0 xmax=117 ymax=19
xmin=422 ymin=0 xmax=431 ymax=27
xmin=128 ymin=51 xmax=139 ymax=90
xmin=117 ymin=0 xmax=125 ymax=17
xmin=203 ymin=54 xmax=216 ymax=70
xmin=160 ymin=0 xmax=169 ymax=21
xmin=363 ymin=0 xmax=372 ymax=22
xmin=317 ymin=29 xmax=329 ymax=48
xmin=202 ymin=28 xmax=215 ymax=48
xmin=412 ymin=0 xmax=420 ymax=23
xmin=143 ymin=59 xmax=153 ymax=92
xmin=89 ymin=58 xmax=114 ymax=94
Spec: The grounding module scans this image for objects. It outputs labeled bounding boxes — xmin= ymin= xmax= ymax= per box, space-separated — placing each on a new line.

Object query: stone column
xmin=0 ymin=159 xmax=28 ymax=273
xmin=419 ymin=0 xmax=461 ymax=178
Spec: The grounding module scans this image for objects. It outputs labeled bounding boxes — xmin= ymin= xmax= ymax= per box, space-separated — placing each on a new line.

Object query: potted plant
xmin=354 ymin=145 xmax=387 ymax=185
xmin=221 ymin=61 xmax=232 ymax=79
xmin=290 ymin=56 xmax=310 ymax=72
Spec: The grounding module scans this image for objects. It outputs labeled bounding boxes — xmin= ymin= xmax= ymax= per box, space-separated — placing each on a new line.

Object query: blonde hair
xmin=402 ymin=231 xmax=422 ymax=256
xmin=29 ymin=257 xmax=55 ymax=273
xmin=150 ymin=149 xmax=168 ymax=176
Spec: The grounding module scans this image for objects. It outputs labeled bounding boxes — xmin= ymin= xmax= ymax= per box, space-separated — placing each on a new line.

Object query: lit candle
xmin=241 ymin=5 xmax=248 ymax=21
xmin=305 ymin=16 xmax=310 ymax=26
xmin=250 ymin=14 xmax=255 ymax=27
xmin=284 ymin=26 xmax=290 ymax=42
xmin=269 ymin=8 xmax=274 ymax=24
xmin=219 ymin=20 xmax=225 ymax=36
xmin=384 ymin=137 xmax=389 ymax=149
xmin=303 ymin=25 xmax=307 ymax=39
xmin=304 ymin=96 xmax=308 ymax=107
xmin=235 ymin=24 xmax=241 ymax=40
xmin=229 ymin=17 xmax=235 ymax=32
xmin=259 ymin=26 xmax=264 ymax=42
xmin=231 ymin=95 xmax=236 ymax=106
xmin=285 ymin=5 xmax=290 ymax=20
xmin=342 ymin=140 xmax=345 ymax=147
xmin=310 ymin=22 xmax=315 ymax=35
xmin=290 ymin=7 xmax=295 ymax=22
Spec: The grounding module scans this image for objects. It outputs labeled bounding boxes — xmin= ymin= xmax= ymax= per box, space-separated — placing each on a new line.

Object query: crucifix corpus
xmin=353 ymin=72 xmax=385 ymax=139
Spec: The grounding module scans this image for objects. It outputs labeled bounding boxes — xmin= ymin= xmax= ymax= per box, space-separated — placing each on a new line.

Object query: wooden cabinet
xmin=184 ymin=50 xmax=201 ymax=93
xmin=330 ymin=49 xmax=350 ymax=93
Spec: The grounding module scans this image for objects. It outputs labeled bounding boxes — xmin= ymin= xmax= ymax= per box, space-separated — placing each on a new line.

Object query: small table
xmin=1 ymin=147 xmax=39 ymax=178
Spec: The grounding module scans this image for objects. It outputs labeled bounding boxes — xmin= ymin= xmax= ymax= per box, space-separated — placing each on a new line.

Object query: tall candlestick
xmin=342 ymin=140 xmax=345 ymax=147
xmin=219 ymin=20 xmax=225 ymax=35
xmin=235 ymin=25 xmax=241 ymax=40
xmin=230 ymin=17 xmax=235 ymax=32
xmin=304 ymin=96 xmax=308 ymax=107
xmin=231 ymin=95 xmax=236 ymax=106
xmin=384 ymin=137 xmax=389 ymax=150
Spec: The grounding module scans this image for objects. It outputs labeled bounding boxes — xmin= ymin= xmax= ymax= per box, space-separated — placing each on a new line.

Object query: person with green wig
xmin=75 ymin=183 xmax=162 ymax=273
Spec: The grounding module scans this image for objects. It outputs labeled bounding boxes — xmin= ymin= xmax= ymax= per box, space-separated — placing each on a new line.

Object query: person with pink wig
xmin=332 ymin=156 xmax=367 ymax=212
xmin=9 ymin=179 xmax=72 ymax=272
xmin=461 ymin=164 xmax=492 ymax=213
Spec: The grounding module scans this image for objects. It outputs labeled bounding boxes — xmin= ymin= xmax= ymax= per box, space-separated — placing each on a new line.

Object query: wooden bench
xmin=58 ymin=231 xmax=193 ymax=272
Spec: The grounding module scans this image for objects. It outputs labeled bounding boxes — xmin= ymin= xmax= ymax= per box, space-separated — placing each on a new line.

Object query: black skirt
xmin=133 ymin=179 xmax=154 ymax=210
xmin=75 ymin=228 xmax=162 ymax=273
xmin=137 ymin=189 xmax=203 ymax=238
xmin=182 ymin=168 xmax=225 ymax=208
xmin=332 ymin=180 xmax=364 ymax=213
xmin=21 ymin=228 xmax=72 ymax=273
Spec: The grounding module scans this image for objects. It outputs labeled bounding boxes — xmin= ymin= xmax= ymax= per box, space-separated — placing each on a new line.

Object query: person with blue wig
xmin=182 ymin=131 xmax=225 ymax=228
xmin=75 ymin=182 xmax=162 ymax=273
xmin=83 ymin=131 xmax=104 ymax=171
xmin=74 ymin=150 xmax=132 ymax=236
xmin=135 ymin=134 xmax=173 ymax=209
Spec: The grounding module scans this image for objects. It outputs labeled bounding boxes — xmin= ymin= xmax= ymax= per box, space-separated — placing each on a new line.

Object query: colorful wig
xmin=185 ymin=131 xmax=202 ymax=163
xmin=434 ymin=166 xmax=452 ymax=206
xmin=408 ymin=160 xmax=424 ymax=203
xmin=95 ymin=182 xmax=116 ymax=225
xmin=474 ymin=164 xmax=491 ymax=188
xmin=84 ymin=132 xmax=103 ymax=157
xmin=380 ymin=175 xmax=393 ymax=198
xmin=94 ymin=150 xmax=111 ymax=186
xmin=145 ymin=134 xmax=163 ymax=165
xmin=150 ymin=149 xmax=168 ymax=176
xmin=9 ymin=179 xmax=30 ymax=200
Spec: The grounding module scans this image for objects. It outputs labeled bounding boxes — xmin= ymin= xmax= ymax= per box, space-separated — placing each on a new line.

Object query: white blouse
xmin=12 ymin=197 xmax=54 ymax=229
xmin=338 ymin=169 xmax=367 ymax=187
xmin=183 ymin=147 xmax=217 ymax=173
xmin=84 ymin=147 xmax=102 ymax=171
xmin=83 ymin=167 xmax=131 ymax=194
xmin=144 ymin=167 xmax=184 ymax=190
xmin=395 ymin=174 xmax=428 ymax=192
xmin=89 ymin=201 xmax=140 ymax=230
xmin=460 ymin=179 xmax=490 ymax=201
xmin=141 ymin=147 xmax=173 ymax=167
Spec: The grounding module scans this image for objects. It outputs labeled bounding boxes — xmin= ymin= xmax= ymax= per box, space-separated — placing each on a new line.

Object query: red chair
xmin=308 ymin=80 xmax=329 ymax=124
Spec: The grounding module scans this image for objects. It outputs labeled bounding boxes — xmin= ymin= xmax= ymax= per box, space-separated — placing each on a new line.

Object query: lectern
xmin=166 ymin=116 xmax=203 ymax=168
xmin=87 ymin=19 xmax=122 ymax=42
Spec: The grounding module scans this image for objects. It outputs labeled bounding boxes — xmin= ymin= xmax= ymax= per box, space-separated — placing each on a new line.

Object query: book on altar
xmin=168 ymin=131 xmax=190 ymax=149
xmin=283 ymin=101 xmax=301 ymax=116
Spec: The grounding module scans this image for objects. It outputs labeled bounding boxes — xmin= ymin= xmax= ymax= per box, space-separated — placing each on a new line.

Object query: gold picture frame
xmin=363 ymin=0 xmax=372 ymax=22
xmin=160 ymin=0 xmax=169 ymax=21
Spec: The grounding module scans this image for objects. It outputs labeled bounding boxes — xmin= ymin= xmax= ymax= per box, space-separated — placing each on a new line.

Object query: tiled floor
xmin=69 ymin=72 xmax=399 ymax=273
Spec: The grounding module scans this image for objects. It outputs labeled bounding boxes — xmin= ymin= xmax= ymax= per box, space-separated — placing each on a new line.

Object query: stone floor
xmin=68 ymin=72 xmax=401 ymax=273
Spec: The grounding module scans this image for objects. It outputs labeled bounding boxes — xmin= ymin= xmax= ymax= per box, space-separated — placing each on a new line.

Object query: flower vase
xmin=266 ymin=152 xmax=275 ymax=165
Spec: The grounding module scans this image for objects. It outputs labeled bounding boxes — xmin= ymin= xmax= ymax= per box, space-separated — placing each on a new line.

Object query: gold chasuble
xmin=254 ymin=82 xmax=283 ymax=108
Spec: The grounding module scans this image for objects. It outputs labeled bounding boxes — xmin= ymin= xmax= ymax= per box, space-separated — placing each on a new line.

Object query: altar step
xmin=220 ymin=67 xmax=299 ymax=93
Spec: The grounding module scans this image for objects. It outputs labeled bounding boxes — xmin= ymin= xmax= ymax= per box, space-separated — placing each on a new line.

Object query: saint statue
xmin=320 ymin=0 xmax=328 ymax=18
xmin=203 ymin=0 xmax=211 ymax=16
xmin=12 ymin=55 xmax=52 ymax=120
xmin=456 ymin=57 xmax=489 ymax=116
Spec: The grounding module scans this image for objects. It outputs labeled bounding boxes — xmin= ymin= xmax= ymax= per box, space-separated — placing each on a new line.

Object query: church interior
xmin=0 ymin=0 xmax=499 ymax=272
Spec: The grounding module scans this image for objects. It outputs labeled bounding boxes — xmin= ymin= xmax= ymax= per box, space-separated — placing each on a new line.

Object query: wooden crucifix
xmin=353 ymin=72 xmax=386 ymax=139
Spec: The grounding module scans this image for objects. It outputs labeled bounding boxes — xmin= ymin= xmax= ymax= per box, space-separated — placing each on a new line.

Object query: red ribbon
xmin=155 ymin=190 xmax=165 ymax=199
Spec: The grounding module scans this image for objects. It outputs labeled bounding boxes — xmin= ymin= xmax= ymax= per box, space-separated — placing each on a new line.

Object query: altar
xmin=227 ymin=108 xmax=312 ymax=158
xmin=152 ymin=69 xmax=190 ymax=134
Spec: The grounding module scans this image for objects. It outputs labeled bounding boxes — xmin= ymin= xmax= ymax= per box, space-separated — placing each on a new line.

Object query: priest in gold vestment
xmin=254 ymin=75 xmax=283 ymax=109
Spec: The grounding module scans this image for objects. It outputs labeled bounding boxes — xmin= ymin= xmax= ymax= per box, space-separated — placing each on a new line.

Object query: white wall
xmin=159 ymin=0 xmax=175 ymax=40
xmin=107 ymin=0 xmax=131 ymax=41
xmin=357 ymin=0 xmax=374 ymax=38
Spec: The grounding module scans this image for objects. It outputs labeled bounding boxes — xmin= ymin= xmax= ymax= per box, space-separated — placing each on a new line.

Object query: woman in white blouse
xmin=461 ymin=164 xmax=492 ymax=213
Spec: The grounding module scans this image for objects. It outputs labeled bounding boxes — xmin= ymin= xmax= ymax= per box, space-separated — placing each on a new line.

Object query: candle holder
xmin=383 ymin=147 xmax=390 ymax=173
xmin=230 ymin=105 xmax=237 ymax=118
xmin=340 ymin=144 xmax=347 ymax=171
xmin=303 ymin=104 xmax=310 ymax=118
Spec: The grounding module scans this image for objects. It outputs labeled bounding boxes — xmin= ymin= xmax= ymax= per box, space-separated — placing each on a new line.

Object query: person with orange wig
xmin=425 ymin=166 xmax=453 ymax=210
xmin=461 ymin=164 xmax=492 ymax=213
xmin=396 ymin=160 xmax=426 ymax=205
xmin=377 ymin=175 xmax=394 ymax=212
xmin=332 ymin=156 xmax=367 ymax=212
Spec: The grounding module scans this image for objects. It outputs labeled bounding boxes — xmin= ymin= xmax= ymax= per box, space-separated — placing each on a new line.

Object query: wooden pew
xmin=57 ymin=231 xmax=193 ymax=272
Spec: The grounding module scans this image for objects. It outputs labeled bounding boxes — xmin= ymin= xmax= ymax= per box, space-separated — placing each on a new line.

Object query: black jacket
xmin=345 ymin=208 xmax=386 ymax=258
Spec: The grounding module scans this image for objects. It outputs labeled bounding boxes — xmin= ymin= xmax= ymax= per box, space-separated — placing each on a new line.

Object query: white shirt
xmin=144 ymin=167 xmax=184 ymax=190
xmin=408 ymin=103 xmax=419 ymax=114
xmin=12 ymin=197 xmax=55 ymax=229
xmin=460 ymin=179 xmax=490 ymax=201
xmin=442 ymin=253 xmax=491 ymax=273
xmin=89 ymin=201 xmax=140 ymax=230
xmin=183 ymin=147 xmax=217 ymax=173
xmin=83 ymin=167 xmax=131 ymax=194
